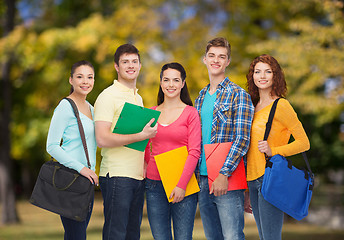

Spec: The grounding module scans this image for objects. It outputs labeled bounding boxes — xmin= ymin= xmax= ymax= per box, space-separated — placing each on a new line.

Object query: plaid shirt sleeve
xmin=219 ymin=89 xmax=254 ymax=176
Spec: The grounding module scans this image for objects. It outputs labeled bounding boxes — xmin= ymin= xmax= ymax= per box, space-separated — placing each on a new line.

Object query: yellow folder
xmin=154 ymin=146 xmax=200 ymax=202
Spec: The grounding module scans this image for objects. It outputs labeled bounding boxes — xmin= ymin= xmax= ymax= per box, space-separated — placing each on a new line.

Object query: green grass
xmin=0 ymin=193 xmax=343 ymax=240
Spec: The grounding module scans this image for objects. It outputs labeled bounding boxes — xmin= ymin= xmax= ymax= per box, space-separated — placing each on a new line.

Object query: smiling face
xmin=114 ymin=53 xmax=141 ymax=83
xmin=160 ymin=68 xmax=185 ymax=100
xmin=253 ymin=62 xmax=273 ymax=92
xmin=203 ymin=46 xmax=230 ymax=78
xmin=69 ymin=65 xmax=95 ymax=96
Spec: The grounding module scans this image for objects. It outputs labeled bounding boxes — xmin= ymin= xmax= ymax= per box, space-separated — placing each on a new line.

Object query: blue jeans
xmin=248 ymin=175 xmax=284 ymax=240
xmin=60 ymin=198 xmax=93 ymax=240
xmin=198 ymin=176 xmax=245 ymax=240
xmin=145 ymin=179 xmax=197 ymax=240
xmin=99 ymin=175 xmax=145 ymax=240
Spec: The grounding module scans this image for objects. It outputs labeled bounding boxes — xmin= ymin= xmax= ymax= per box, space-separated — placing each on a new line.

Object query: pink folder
xmin=204 ymin=142 xmax=247 ymax=191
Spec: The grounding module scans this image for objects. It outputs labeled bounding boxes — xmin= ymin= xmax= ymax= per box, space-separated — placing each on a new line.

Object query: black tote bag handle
xmin=263 ymin=98 xmax=313 ymax=177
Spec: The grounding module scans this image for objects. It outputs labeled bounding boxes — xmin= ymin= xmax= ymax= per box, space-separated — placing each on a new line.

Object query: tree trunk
xmin=0 ymin=0 xmax=19 ymax=225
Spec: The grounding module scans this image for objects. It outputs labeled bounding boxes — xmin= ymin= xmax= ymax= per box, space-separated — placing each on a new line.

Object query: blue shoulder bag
xmin=261 ymin=98 xmax=314 ymax=221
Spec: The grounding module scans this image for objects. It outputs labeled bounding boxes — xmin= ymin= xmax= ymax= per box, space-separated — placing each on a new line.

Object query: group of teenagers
xmin=46 ymin=37 xmax=310 ymax=240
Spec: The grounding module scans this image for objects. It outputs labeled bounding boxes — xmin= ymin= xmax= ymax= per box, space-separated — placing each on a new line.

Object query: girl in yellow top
xmin=245 ymin=54 xmax=310 ymax=240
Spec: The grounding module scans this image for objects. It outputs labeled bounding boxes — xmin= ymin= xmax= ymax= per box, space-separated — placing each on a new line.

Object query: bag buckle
xmin=265 ymin=158 xmax=273 ymax=168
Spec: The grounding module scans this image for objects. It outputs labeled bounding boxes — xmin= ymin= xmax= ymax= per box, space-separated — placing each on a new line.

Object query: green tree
xmin=0 ymin=0 xmax=19 ymax=224
xmin=245 ymin=0 xmax=344 ymax=171
xmin=0 ymin=2 xmax=343 ymax=224
xmin=0 ymin=0 xmax=167 ymax=200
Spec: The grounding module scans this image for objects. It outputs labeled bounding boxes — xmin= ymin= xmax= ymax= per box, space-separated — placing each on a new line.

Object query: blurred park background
xmin=0 ymin=0 xmax=344 ymax=238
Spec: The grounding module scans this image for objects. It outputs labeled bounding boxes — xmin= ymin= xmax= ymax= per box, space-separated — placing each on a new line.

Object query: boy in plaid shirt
xmin=195 ymin=37 xmax=254 ymax=240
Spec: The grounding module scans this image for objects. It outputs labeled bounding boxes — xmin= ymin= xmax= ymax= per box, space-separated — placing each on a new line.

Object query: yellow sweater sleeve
xmin=270 ymin=99 xmax=310 ymax=157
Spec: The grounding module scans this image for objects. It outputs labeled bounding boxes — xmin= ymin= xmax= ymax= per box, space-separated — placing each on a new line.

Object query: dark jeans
xmin=60 ymin=198 xmax=93 ymax=240
xmin=145 ymin=179 xmax=197 ymax=240
xmin=99 ymin=175 xmax=145 ymax=240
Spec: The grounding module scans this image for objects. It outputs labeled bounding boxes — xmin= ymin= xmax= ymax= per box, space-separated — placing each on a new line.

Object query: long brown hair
xmin=246 ymin=54 xmax=287 ymax=106
xmin=157 ymin=62 xmax=193 ymax=106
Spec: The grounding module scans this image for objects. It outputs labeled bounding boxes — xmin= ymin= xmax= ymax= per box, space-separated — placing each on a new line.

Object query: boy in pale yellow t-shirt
xmin=94 ymin=44 xmax=157 ymax=240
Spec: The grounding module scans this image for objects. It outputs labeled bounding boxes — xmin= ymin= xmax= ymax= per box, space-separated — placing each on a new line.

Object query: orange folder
xmin=154 ymin=146 xmax=200 ymax=202
xmin=204 ymin=142 xmax=247 ymax=191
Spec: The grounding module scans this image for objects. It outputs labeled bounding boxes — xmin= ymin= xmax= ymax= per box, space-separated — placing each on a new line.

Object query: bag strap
xmin=63 ymin=98 xmax=91 ymax=169
xmin=263 ymin=98 xmax=313 ymax=177
xmin=263 ymin=98 xmax=281 ymax=141
xmin=302 ymin=152 xmax=313 ymax=178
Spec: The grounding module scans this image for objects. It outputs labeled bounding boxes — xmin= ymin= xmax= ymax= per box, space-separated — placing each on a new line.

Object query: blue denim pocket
xmin=145 ymin=178 xmax=158 ymax=190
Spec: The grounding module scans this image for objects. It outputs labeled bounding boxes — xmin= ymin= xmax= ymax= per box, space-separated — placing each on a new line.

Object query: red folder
xmin=204 ymin=142 xmax=247 ymax=191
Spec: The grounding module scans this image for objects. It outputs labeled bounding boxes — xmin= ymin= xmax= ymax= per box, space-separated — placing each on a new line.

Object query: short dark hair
xmin=246 ymin=54 xmax=287 ymax=106
xmin=114 ymin=43 xmax=140 ymax=66
xmin=70 ymin=60 xmax=94 ymax=94
xmin=157 ymin=62 xmax=193 ymax=106
xmin=205 ymin=37 xmax=231 ymax=59
xmin=70 ymin=60 xmax=94 ymax=77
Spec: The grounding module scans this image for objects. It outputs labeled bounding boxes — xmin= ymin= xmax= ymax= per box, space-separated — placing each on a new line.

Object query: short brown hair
xmin=114 ymin=43 xmax=140 ymax=66
xmin=246 ymin=54 xmax=287 ymax=106
xmin=205 ymin=37 xmax=231 ymax=59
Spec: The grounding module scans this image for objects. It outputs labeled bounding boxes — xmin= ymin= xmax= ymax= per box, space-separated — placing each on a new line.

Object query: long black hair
xmin=157 ymin=62 xmax=193 ymax=106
